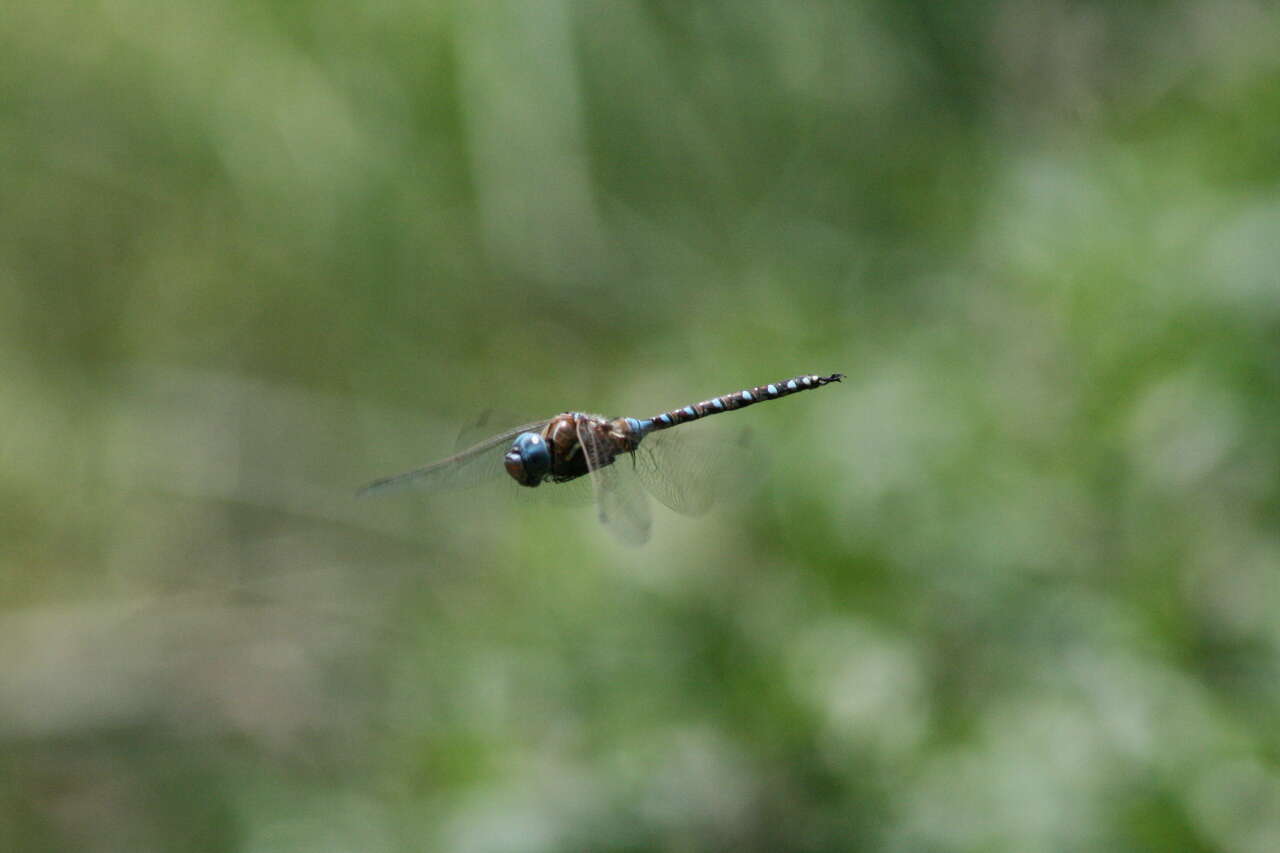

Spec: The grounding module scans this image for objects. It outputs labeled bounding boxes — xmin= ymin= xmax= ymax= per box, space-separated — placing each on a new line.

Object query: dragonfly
xmin=359 ymin=373 xmax=844 ymax=544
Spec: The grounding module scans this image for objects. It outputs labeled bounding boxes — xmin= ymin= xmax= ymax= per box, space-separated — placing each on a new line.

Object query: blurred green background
xmin=4 ymin=1 xmax=1280 ymax=851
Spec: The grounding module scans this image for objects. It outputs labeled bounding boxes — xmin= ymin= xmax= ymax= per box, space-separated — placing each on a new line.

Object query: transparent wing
xmin=454 ymin=410 xmax=525 ymax=451
xmin=578 ymin=419 xmax=651 ymax=545
xmin=540 ymin=474 xmax=596 ymax=507
xmin=633 ymin=426 xmax=758 ymax=516
xmin=358 ymin=420 xmax=549 ymax=497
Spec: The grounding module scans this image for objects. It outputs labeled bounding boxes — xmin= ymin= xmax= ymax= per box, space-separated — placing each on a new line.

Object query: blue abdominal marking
xmin=786 ymin=380 xmax=797 ymax=390
xmin=682 ymin=406 xmax=696 ymax=417
xmin=767 ymin=384 xmax=778 ymax=396
xmin=658 ymin=413 xmax=672 ymax=425
xmin=740 ymin=391 xmax=754 ymax=402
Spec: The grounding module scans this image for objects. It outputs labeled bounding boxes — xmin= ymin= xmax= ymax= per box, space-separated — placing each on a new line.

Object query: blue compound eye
xmin=503 ymin=432 xmax=551 ymax=487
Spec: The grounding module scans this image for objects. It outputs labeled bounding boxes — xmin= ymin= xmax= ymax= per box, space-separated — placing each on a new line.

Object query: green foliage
xmin=3 ymin=1 xmax=1279 ymax=850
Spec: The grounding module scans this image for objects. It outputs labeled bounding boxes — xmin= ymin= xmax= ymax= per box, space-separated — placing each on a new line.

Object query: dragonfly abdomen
xmin=635 ymin=373 xmax=844 ymax=433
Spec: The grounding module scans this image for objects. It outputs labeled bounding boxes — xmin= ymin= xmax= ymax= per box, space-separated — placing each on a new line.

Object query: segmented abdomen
xmin=638 ymin=373 xmax=843 ymax=432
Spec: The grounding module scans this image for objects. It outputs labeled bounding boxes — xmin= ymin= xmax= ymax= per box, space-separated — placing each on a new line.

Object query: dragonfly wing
xmin=541 ymin=474 xmax=596 ymax=507
xmin=633 ymin=426 xmax=757 ymax=516
xmin=578 ymin=419 xmax=651 ymax=545
xmin=454 ymin=410 xmax=527 ymax=451
xmin=358 ymin=420 xmax=550 ymax=496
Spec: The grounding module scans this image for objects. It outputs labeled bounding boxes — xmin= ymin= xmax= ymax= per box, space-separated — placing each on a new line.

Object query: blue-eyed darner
xmin=360 ymin=373 xmax=844 ymax=544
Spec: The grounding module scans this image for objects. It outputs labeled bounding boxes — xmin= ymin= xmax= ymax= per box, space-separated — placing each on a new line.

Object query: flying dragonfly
xmin=360 ymin=373 xmax=844 ymax=544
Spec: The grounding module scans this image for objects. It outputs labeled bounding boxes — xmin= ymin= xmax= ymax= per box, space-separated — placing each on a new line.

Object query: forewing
xmin=578 ymin=419 xmax=651 ymax=545
xmin=358 ymin=420 xmax=549 ymax=496
xmin=454 ymin=410 xmax=527 ymax=451
xmin=634 ymin=426 xmax=757 ymax=516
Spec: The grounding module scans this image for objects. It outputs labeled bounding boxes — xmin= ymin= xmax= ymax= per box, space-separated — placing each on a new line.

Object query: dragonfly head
xmin=504 ymin=431 xmax=551 ymax=487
